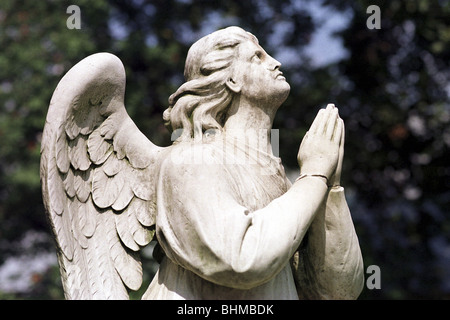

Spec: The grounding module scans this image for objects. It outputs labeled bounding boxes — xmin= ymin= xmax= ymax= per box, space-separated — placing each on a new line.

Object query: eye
xmin=253 ymin=51 xmax=263 ymax=61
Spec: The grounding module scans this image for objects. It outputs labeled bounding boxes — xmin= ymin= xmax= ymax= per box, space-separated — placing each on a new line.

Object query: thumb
xmin=300 ymin=131 xmax=309 ymax=148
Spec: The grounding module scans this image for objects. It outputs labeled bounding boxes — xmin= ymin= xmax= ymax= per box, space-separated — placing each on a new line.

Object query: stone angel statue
xmin=41 ymin=26 xmax=364 ymax=300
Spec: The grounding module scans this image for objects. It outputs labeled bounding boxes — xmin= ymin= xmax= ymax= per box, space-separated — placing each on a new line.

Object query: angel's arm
xmin=155 ymin=148 xmax=328 ymax=290
xmin=291 ymin=187 xmax=364 ymax=299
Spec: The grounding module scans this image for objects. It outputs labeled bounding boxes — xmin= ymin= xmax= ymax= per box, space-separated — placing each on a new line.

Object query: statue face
xmin=230 ymin=40 xmax=290 ymax=106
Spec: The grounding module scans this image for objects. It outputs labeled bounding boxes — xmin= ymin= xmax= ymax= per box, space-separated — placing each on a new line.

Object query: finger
xmin=314 ymin=105 xmax=332 ymax=135
xmin=310 ymin=109 xmax=325 ymax=134
xmin=334 ymin=119 xmax=345 ymax=187
xmin=338 ymin=119 xmax=345 ymax=159
xmin=317 ymin=104 xmax=335 ymax=134
xmin=297 ymin=131 xmax=309 ymax=164
xmin=299 ymin=131 xmax=308 ymax=150
xmin=340 ymin=118 xmax=345 ymax=148
xmin=326 ymin=108 xmax=339 ymax=140
xmin=332 ymin=117 xmax=343 ymax=143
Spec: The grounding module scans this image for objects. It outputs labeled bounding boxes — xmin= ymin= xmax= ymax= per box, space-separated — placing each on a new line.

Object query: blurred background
xmin=0 ymin=0 xmax=449 ymax=299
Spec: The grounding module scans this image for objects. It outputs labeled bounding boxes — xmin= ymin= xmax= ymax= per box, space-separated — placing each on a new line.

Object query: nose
xmin=266 ymin=56 xmax=281 ymax=71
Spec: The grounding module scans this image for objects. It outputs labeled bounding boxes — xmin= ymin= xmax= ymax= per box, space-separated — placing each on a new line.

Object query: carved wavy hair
xmin=163 ymin=26 xmax=258 ymax=141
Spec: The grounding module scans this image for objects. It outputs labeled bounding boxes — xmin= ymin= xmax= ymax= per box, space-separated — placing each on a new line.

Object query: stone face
xmin=41 ymin=26 xmax=364 ymax=300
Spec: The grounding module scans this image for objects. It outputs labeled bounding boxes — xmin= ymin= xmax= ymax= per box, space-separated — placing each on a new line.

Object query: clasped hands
xmin=297 ymin=103 xmax=345 ymax=188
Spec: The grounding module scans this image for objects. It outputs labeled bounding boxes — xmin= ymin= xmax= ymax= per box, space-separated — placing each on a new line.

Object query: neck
xmin=222 ymin=96 xmax=278 ymax=155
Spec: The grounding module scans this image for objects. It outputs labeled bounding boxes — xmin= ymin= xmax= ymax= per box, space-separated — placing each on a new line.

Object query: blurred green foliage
xmin=0 ymin=0 xmax=449 ymax=299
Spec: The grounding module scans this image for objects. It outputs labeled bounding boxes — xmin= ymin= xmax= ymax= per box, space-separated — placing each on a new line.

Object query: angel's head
xmin=163 ymin=26 xmax=290 ymax=141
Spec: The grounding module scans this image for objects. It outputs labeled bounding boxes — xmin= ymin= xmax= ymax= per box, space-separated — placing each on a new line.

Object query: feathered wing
xmin=40 ymin=53 xmax=165 ymax=299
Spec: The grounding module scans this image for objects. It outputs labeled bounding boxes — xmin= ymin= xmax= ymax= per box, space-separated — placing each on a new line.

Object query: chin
xmin=273 ymin=81 xmax=290 ymax=106
xmin=251 ymin=81 xmax=291 ymax=108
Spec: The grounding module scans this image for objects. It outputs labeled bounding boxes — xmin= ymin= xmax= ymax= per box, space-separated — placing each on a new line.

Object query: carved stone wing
xmin=40 ymin=53 xmax=165 ymax=299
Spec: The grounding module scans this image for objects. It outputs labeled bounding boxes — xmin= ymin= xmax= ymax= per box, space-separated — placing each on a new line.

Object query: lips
xmin=275 ymin=71 xmax=285 ymax=80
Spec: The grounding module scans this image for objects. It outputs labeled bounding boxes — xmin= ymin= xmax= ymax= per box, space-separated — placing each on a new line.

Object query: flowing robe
xmin=143 ymin=135 xmax=364 ymax=299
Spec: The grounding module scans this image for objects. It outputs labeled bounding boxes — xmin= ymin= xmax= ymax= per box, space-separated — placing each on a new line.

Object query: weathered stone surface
xmin=41 ymin=26 xmax=364 ymax=300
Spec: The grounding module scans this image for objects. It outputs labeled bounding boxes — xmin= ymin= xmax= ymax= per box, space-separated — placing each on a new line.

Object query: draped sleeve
xmin=291 ymin=186 xmax=365 ymax=299
xmin=154 ymin=143 xmax=328 ymax=290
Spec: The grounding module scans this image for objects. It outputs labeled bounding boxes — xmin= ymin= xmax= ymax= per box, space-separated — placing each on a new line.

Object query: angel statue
xmin=40 ymin=26 xmax=364 ymax=300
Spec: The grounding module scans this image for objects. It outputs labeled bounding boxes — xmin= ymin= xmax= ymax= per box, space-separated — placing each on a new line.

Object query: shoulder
xmin=160 ymin=141 xmax=226 ymax=181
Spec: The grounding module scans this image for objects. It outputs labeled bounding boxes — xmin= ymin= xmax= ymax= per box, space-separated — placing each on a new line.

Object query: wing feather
xmin=128 ymin=197 xmax=156 ymax=227
xmin=56 ymin=126 xmax=70 ymax=173
xmin=69 ymin=198 xmax=89 ymax=250
xmin=73 ymin=169 xmax=91 ymax=203
xmin=131 ymin=167 xmax=154 ymax=201
xmin=68 ymin=136 xmax=91 ymax=171
xmin=102 ymin=152 xmax=122 ymax=177
xmin=112 ymin=173 xmax=134 ymax=211
xmin=40 ymin=52 xmax=165 ymax=299
xmin=80 ymin=197 xmax=97 ymax=238
xmin=47 ymin=155 xmax=65 ymax=215
xmin=62 ymin=169 xmax=76 ymax=198
xmin=51 ymin=205 xmax=74 ymax=260
xmin=108 ymin=217 xmax=143 ymax=292
xmin=115 ymin=212 xmax=141 ymax=252
xmin=87 ymin=127 xmax=113 ymax=165
xmin=92 ymin=167 xmax=123 ymax=209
